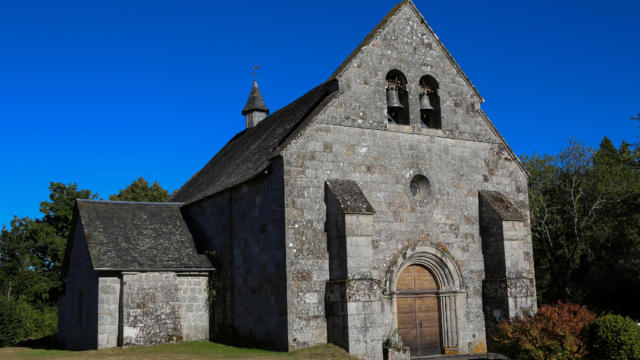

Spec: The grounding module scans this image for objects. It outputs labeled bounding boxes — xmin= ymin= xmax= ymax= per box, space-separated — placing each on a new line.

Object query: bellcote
xmin=242 ymin=80 xmax=269 ymax=128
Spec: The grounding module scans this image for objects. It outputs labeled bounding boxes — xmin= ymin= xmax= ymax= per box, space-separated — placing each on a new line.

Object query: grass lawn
xmin=0 ymin=342 xmax=358 ymax=360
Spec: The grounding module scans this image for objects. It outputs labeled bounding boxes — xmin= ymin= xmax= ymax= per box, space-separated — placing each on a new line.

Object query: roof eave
xmin=95 ymin=267 xmax=215 ymax=272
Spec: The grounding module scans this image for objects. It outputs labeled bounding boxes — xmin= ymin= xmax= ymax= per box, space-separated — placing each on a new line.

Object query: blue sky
xmin=1 ymin=0 xmax=638 ymax=228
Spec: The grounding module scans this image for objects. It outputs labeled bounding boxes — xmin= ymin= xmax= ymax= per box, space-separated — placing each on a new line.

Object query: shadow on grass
xmin=16 ymin=335 xmax=61 ymax=350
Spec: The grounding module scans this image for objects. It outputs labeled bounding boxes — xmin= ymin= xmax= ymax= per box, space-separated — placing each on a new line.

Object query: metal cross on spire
xmin=251 ymin=65 xmax=259 ymax=81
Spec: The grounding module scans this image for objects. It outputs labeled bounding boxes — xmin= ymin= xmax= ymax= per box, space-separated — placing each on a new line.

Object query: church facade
xmin=59 ymin=1 xmax=536 ymax=359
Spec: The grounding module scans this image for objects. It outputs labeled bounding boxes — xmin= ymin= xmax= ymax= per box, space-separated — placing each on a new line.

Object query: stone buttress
xmin=324 ymin=179 xmax=384 ymax=360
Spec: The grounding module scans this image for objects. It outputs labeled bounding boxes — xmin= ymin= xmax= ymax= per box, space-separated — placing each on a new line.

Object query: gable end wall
xmin=58 ymin=219 xmax=99 ymax=349
xmin=281 ymin=2 xmax=533 ymax=354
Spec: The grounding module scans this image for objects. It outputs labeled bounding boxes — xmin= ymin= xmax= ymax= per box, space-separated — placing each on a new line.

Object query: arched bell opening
xmin=419 ymin=75 xmax=441 ymax=129
xmin=386 ymin=70 xmax=410 ymax=125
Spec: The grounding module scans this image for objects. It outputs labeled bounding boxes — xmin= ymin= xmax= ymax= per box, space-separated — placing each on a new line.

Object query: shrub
xmin=586 ymin=314 xmax=640 ymax=360
xmin=16 ymin=301 xmax=57 ymax=340
xmin=493 ymin=302 xmax=596 ymax=360
xmin=0 ymin=296 xmax=24 ymax=347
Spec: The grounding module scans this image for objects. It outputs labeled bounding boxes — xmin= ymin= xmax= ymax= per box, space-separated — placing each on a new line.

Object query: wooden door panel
xmin=396 ymin=266 xmax=415 ymax=291
xmin=397 ymin=298 xmax=418 ymax=353
xmin=417 ymin=297 xmax=441 ymax=355
xmin=396 ymin=265 xmax=442 ymax=356
xmin=414 ymin=265 xmax=438 ymax=290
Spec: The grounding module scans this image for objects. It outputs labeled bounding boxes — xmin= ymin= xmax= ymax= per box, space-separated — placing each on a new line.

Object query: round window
xmin=410 ymin=181 xmax=420 ymax=197
xmin=409 ymin=174 xmax=430 ymax=201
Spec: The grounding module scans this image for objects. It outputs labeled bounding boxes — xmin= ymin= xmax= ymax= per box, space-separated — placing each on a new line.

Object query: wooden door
xmin=396 ymin=265 xmax=442 ymax=356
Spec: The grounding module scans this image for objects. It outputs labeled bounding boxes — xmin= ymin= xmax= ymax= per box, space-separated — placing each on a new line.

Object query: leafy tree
xmin=583 ymin=139 xmax=640 ymax=316
xmin=40 ymin=182 xmax=97 ymax=239
xmin=523 ymin=141 xmax=599 ymax=303
xmin=0 ymin=218 xmax=36 ymax=301
xmin=523 ymin=138 xmax=640 ymax=318
xmin=109 ymin=177 xmax=170 ymax=202
xmin=0 ymin=183 xmax=96 ymax=344
xmin=0 ymin=296 xmax=24 ymax=347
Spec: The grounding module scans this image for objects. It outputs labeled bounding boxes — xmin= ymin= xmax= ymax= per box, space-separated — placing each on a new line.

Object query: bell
xmin=420 ymin=93 xmax=434 ymax=111
xmin=386 ymin=88 xmax=403 ymax=108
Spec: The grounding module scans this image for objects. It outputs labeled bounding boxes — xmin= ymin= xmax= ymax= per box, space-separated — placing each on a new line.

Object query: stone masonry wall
xmin=121 ymin=272 xmax=182 ymax=346
xmin=181 ymin=159 xmax=288 ymax=350
xmin=177 ymin=274 xmax=209 ymax=341
xmin=281 ymin=2 xmax=533 ymax=355
xmin=97 ymin=276 xmax=120 ymax=348
xmin=58 ymin=220 xmax=99 ymax=350
xmin=182 ymin=191 xmax=233 ymax=340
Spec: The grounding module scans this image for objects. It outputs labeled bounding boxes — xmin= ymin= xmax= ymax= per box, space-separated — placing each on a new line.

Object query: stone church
xmin=58 ymin=1 xmax=537 ymax=358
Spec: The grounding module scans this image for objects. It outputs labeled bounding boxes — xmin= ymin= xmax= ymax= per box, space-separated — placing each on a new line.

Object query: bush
xmin=0 ymin=296 xmax=25 ymax=347
xmin=493 ymin=302 xmax=596 ymax=360
xmin=586 ymin=314 xmax=640 ymax=360
xmin=16 ymin=302 xmax=57 ymax=340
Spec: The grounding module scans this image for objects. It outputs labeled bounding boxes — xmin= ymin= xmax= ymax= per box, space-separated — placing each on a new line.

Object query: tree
xmin=40 ymin=182 xmax=97 ymax=239
xmin=524 ymin=141 xmax=598 ymax=303
xmin=1 ymin=183 xmax=97 ymax=302
xmin=109 ymin=177 xmax=170 ymax=202
xmin=583 ymin=139 xmax=640 ymax=317
xmin=0 ymin=183 xmax=97 ymax=344
xmin=632 ymin=114 xmax=640 ymax=147
xmin=523 ymin=138 xmax=640 ymax=318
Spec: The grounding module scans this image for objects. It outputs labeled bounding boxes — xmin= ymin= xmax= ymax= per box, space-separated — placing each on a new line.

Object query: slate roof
xmin=478 ymin=191 xmax=525 ymax=221
xmin=76 ymin=200 xmax=213 ymax=270
xmin=171 ymin=79 xmax=339 ymax=203
xmin=326 ymin=179 xmax=375 ymax=215
xmin=242 ymin=80 xmax=269 ymax=115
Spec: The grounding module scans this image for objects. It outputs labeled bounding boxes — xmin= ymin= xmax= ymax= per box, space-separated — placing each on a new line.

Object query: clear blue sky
xmin=1 ymin=0 xmax=638 ymax=228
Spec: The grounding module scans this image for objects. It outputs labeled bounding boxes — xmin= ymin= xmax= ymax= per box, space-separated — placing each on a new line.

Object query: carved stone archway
xmin=384 ymin=243 xmax=466 ymax=355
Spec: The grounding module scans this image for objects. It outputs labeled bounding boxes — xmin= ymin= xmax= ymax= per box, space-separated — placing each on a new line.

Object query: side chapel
xmin=58 ymin=1 xmax=537 ymax=359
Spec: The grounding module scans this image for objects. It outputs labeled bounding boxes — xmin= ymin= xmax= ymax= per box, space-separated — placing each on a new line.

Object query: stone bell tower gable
xmin=323 ymin=0 xmax=525 ymax=174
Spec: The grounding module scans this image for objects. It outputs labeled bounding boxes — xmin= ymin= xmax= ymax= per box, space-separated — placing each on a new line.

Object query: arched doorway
xmin=384 ymin=243 xmax=465 ymax=355
xmin=397 ymin=264 xmax=442 ymax=356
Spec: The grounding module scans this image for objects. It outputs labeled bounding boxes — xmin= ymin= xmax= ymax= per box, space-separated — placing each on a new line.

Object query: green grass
xmin=0 ymin=342 xmax=358 ymax=360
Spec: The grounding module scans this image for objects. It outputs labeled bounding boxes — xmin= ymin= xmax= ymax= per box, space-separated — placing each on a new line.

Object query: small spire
xmin=242 ymin=79 xmax=269 ymax=128
xmin=242 ymin=80 xmax=269 ymax=115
